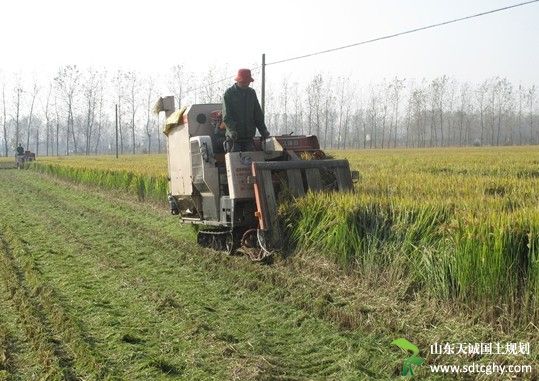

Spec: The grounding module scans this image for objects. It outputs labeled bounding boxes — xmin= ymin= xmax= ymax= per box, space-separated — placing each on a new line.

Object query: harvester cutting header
xmin=155 ymin=69 xmax=356 ymax=261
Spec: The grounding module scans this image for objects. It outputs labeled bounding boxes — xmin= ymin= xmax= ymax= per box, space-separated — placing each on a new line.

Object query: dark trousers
xmin=225 ymin=139 xmax=254 ymax=152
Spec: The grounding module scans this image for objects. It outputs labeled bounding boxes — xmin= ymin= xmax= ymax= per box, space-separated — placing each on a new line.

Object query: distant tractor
xmin=0 ymin=150 xmax=36 ymax=170
xmin=16 ymin=150 xmax=36 ymax=169
xmin=156 ymin=96 xmax=356 ymax=261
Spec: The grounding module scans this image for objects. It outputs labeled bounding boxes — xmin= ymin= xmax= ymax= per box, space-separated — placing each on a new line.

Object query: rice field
xmin=284 ymin=147 xmax=539 ymax=323
xmin=32 ymin=147 xmax=539 ymax=324
xmin=33 ymin=154 xmax=168 ymax=202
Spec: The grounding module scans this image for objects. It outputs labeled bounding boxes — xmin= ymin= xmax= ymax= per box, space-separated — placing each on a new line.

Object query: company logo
xmin=391 ymin=338 xmax=425 ymax=376
xmin=239 ymin=153 xmax=252 ymax=166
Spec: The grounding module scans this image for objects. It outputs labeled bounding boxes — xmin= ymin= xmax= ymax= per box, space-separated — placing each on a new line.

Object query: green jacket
xmin=222 ymin=84 xmax=269 ymax=141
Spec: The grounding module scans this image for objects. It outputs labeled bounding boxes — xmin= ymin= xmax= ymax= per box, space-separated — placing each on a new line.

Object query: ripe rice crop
xmin=32 ymin=147 xmax=539 ymax=322
xmin=32 ymin=155 xmax=168 ymax=202
xmin=280 ymin=147 xmax=539 ymax=322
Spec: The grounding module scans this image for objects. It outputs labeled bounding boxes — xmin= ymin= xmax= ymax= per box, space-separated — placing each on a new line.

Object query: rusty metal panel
xmin=335 ymin=163 xmax=354 ymax=191
xmin=305 ymin=169 xmax=323 ymax=192
xmin=252 ymin=159 xmax=354 ymax=247
xmin=286 ymin=169 xmax=305 ymax=197
xmin=252 ymin=164 xmax=281 ymax=244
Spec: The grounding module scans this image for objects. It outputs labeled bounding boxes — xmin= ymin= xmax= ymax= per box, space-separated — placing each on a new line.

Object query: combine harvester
xmin=156 ymin=96 xmax=356 ymax=261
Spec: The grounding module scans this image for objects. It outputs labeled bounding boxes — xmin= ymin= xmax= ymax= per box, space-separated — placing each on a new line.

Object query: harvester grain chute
xmin=157 ymin=96 xmax=357 ymax=261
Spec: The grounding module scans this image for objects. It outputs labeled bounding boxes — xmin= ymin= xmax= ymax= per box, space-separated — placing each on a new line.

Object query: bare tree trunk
xmin=342 ymin=104 xmax=351 ymax=149
xmin=518 ymin=85 xmax=523 ymax=145
xmin=168 ymin=65 xmax=184 ymax=109
xmin=362 ymin=118 xmax=367 ymax=149
xmin=145 ymin=77 xmax=154 ymax=154
xmin=307 ymin=74 xmax=323 ymax=137
xmin=405 ymin=103 xmax=411 ymax=148
xmin=44 ymin=84 xmax=52 ymax=156
xmin=307 ymin=108 xmax=312 ymax=135
xmin=131 ymin=114 xmax=136 ymax=154
xmin=529 ymin=86 xmax=536 ymax=144
xmin=337 ymin=80 xmax=345 ymax=149
xmin=15 ymin=87 xmax=22 ymax=148
xmin=438 ymin=76 xmax=447 ymax=146
xmin=55 ymin=65 xmax=81 ymax=155
xmin=280 ymin=79 xmax=289 ymax=137
xmin=118 ymin=103 xmax=124 ymax=154
xmin=55 ymin=100 xmax=60 ymax=156
xmin=480 ymin=108 xmax=484 ymax=145
xmin=66 ymin=113 xmax=70 ymax=155
xmin=94 ymin=86 xmax=104 ymax=155
xmin=393 ymin=92 xmax=399 ymax=148
xmin=370 ymin=94 xmax=377 ymax=149
xmin=2 ymin=85 xmax=7 ymax=156
xmin=35 ymin=124 xmax=39 ymax=156
xmin=156 ymin=113 xmax=161 ymax=154
xmin=458 ymin=110 xmax=464 ymax=146
xmin=26 ymin=82 xmax=39 ymax=150
xmin=114 ymin=70 xmax=126 ymax=155
xmin=291 ymin=83 xmax=302 ymax=135
xmin=70 ymin=106 xmax=78 ymax=154
xmin=84 ymin=70 xmax=99 ymax=156
xmin=390 ymin=77 xmax=405 ymax=148
xmin=496 ymin=106 xmax=502 ymax=146
xmin=86 ymin=98 xmax=92 ymax=155
xmin=125 ymin=71 xmax=138 ymax=154
xmin=439 ymin=102 xmax=444 ymax=146
xmin=430 ymin=99 xmax=436 ymax=147
xmin=323 ymin=99 xmax=330 ymax=149
xmin=489 ymin=79 xmax=498 ymax=146
xmin=380 ymin=104 xmax=387 ymax=149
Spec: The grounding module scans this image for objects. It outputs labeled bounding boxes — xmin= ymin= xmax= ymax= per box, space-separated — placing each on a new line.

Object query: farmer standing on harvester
xmin=222 ymin=69 xmax=270 ymax=152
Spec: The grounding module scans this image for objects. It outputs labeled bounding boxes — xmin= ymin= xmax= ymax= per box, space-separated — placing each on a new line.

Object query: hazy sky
xmin=0 ymin=0 xmax=538 ymax=87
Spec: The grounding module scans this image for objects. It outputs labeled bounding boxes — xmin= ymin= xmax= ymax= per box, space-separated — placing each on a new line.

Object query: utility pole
xmin=115 ymin=104 xmax=119 ymax=158
xmin=261 ymin=53 xmax=266 ymax=115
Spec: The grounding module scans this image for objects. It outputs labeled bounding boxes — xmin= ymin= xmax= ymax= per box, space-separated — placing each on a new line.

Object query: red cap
xmin=235 ymin=68 xmax=254 ymax=83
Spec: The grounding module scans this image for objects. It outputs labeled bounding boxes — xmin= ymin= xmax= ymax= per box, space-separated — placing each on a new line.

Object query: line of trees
xmin=264 ymin=75 xmax=538 ymax=149
xmin=0 ymin=66 xmax=537 ymax=156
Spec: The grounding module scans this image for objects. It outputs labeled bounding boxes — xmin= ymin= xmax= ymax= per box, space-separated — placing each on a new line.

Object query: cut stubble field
xmin=0 ymin=146 xmax=537 ymax=380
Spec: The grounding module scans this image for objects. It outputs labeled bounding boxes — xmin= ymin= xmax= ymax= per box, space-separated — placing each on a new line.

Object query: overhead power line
xmin=266 ymin=0 xmax=539 ymax=66
xmin=182 ymin=0 xmax=538 ymax=96
xmin=183 ymin=66 xmax=261 ymax=98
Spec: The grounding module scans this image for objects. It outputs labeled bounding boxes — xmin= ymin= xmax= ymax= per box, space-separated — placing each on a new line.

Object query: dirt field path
xmin=0 ymin=170 xmax=399 ymax=380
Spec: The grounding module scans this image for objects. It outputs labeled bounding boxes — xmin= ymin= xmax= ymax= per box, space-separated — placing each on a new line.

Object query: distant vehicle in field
xmin=16 ymin=150 xmax=36 ymax=169
xmin=0 ymin=150 xmax=37 ymax=170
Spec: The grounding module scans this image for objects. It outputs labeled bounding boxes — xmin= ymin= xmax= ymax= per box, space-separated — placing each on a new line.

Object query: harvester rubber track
xmin=196 ymin=228 xmax=272 ymax=262
xmin=196 ymin=229 xmax=235 ymax=255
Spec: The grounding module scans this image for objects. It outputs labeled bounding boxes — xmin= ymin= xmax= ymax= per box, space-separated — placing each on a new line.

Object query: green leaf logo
xmin=391 ymin=338 xmax=424 ymax=376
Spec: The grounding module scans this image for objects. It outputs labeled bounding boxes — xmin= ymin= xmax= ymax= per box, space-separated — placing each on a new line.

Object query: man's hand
xmin=227 ymin=130 xmax=238 ymax=141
